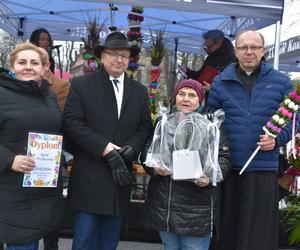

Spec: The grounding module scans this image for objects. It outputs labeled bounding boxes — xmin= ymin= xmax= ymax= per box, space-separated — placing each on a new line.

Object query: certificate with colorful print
xmin=23 ymin=132 xmax=63 ymax=188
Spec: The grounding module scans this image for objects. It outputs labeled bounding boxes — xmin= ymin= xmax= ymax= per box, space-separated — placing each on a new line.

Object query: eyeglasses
xmin=103 ymin=51 xmax=130 ymax=60
xmin=236 ymin=46 xmax=264 ymax=53
xmin=203 ymin=43 xmax=217 ymax=52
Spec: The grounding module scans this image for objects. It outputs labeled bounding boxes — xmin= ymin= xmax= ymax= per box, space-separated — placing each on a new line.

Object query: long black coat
xmin=143 ymin=119 xmax=231 ymax=237
xmin=0 ymin=74 xmax=64 ymax=244
xmin=62 ymin=66 xmax=152 ymax=215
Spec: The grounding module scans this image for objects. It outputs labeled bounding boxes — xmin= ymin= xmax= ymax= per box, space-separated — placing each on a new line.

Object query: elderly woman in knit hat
xmin=142 ymin=79 xmax=231 ymax=250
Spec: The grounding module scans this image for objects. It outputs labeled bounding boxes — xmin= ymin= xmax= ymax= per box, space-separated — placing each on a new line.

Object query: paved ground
xmin=37 ymin=238 xmax=300 ymax=250
xmin=39 ymin=238 xmax=163 ymax=250
xmin=0 ymin=239 xmax=293 ymax=249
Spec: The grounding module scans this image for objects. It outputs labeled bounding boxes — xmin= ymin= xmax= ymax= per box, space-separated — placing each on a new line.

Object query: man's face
xmin=101 ymin=48 xmax=130 ymax=78
xmin=204 ymin=38 xmax=222 ymax=54
xmin=235 ymin=31 xmax=266 ymax=72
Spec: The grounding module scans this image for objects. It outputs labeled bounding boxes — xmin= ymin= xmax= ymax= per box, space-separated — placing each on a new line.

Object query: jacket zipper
xmin=166 ymin=178 xmax=172 ymax=232
xmin=210 ymin=189 xmax=214 ymax=238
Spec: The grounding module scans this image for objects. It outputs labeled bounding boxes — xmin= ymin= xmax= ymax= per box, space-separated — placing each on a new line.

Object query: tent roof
xmin=76 ymin=0 xmax=284 ymax=20
xmin=0 ymin=0 xmax=284 ymax=53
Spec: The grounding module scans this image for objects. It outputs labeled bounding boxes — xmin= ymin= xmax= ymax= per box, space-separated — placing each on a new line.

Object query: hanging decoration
xmin=126 ymin=6 xmax=144 ymax=78
xmin=148 ymin=27 xmax=166 ymax=122
xmin=80 ymin=14 xmax=104 ymax=75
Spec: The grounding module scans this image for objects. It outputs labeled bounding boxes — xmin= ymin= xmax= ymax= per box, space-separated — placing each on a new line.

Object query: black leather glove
xmin=104 ymin=150 xmax=133 ymax=185
xmin=119 ymin=145 xmax=136 ymax=163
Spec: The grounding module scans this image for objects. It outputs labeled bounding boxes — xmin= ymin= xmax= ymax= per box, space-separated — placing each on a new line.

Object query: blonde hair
xmin=9 ymin=42 xmax=48 ymax=67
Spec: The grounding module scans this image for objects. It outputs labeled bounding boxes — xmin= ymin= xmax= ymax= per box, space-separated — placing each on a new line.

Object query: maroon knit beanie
xmin=173 ymin=79 xmax=205 ymax=104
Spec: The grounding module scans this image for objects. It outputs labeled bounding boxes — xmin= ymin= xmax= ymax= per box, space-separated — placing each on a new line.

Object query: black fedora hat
xmin=94 ymin=32 xmax=131 ymax=58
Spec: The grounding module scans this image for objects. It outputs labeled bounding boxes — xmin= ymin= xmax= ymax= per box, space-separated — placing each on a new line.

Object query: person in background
xmin=40 ymin=48 xmax=70 ymax=111
xmin=179 ymin=29 xmax=236 ymax=92
xmin=142 ymin=79 xmax=231 ymax=250
xmin=62 ymin=31 xmax=152 ymax=250
xmin=0 ymin=43 xmax=64 ymax=250
xmin=39 ymin=48 xmax=70 ymax=250
xmin=207 ymin=30 xmax=293 ymax=250
xmin=30 ymin=28 xmax=55 ymax=73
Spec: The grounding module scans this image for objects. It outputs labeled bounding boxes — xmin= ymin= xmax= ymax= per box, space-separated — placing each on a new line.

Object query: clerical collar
xmin=236 ymin=64 xmax=260 ymax=77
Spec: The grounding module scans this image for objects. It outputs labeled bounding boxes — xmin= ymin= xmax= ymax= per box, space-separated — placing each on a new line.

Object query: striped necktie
xmin=112 ymin=79 xmax=119 ymax=92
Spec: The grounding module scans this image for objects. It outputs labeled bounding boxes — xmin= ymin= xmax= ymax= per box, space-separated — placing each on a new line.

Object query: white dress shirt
xmin=109 ymin=73 xmax=124 ymax=119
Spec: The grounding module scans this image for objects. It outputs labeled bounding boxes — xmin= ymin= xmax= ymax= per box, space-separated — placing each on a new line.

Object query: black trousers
xmin=216 ymin=170 xmax=278 ymax=250
xmin=43 ymin=231 xmax=59 ymax=250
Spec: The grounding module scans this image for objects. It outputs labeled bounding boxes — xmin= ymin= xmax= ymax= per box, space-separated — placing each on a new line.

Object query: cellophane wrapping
xmin=144 ymin=109 xmax=225 ymax=183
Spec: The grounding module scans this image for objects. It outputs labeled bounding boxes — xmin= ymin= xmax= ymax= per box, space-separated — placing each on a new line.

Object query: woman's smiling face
xmin=12 ymin=49 xmax=44 ymax=81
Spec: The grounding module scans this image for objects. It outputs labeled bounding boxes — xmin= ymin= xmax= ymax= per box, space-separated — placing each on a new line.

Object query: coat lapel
xmin=95 ymin=67 xmax=119 ymax=120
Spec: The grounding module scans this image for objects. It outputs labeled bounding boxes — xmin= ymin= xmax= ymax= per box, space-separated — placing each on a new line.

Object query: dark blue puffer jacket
xmin=207 ymin=62 xmax=293 ymax=172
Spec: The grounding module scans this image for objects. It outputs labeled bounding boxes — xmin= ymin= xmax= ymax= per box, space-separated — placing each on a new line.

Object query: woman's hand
xmin=154 ymin=165 xmax=172 ymax=176
xmin=194 ymin=174 xmax=210 ymax=187
xmin=11 ymin=155 xmax=35 ymax=173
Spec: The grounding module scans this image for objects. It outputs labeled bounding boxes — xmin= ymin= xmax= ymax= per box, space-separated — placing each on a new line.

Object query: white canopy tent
xmin=0 ymin=0 xmax=284 ymax=54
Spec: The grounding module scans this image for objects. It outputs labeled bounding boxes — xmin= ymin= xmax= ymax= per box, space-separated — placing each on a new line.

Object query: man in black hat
xmin=62 ymin=31 xmax=152 ymax=250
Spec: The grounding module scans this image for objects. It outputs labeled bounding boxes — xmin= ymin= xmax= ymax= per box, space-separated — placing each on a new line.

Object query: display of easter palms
xmin=127 ymin=6 xmax=144 ymax=78
xmin=150 ymin=27 xmax=166 ymax=67
xmin=148 ymin=27 xmax=166 ymax=122
xmin=81 ymin=14 xmax=104 ymax=75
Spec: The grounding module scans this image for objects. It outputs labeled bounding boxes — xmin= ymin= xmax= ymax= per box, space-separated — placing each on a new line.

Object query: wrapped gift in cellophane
xmin=144 ymin=109 xmax=225 ymax=183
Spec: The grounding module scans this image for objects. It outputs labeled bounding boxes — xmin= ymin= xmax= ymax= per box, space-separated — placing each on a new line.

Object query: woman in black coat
xmin=0 ymin=43 xmax=64 ymax=250
xmin=143 ymin=79 xmax=231 ymax=250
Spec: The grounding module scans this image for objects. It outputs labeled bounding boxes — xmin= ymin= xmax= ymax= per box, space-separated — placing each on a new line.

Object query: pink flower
xmin=290 ymin=91 xmax=300 ymax=102
xmin=267 ymin=121 xmax=282 ymax=133
xmin=278 ymin=107 xmax=292 ymax=119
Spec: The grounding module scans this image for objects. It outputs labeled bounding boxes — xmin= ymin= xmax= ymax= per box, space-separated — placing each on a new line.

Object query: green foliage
xmin=150 ymin=27 xmax=166 ymax=66
xmin=132 ymin=6 xmax=144 ymax=14
xmin=281 ymin=194 xmax=300 ymax=245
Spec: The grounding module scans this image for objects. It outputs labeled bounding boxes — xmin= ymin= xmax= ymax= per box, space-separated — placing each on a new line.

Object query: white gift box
xmin=172 ymin=149 xmax=203 ymax=180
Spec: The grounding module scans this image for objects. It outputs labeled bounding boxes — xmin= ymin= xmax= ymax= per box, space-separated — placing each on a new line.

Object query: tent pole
xmin=273 ymin=20 xmax=281 ymax=70
xmin=172 ymin=37 xmax=179 ymax=92
xmin=55 ymin=47 xmax=63 ymax=78
xmin=17 ymin=17 xmax=25 ymax=44
xmin=109 ymin=4 xmax=117 ymax=31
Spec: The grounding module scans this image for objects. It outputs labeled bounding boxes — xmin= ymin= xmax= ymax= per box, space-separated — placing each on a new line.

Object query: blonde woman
xmin=0 ymin=43 xmax=64 ymax=250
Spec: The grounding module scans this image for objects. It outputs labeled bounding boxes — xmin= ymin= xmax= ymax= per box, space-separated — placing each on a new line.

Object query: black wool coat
xmin=0 ymin=74 xmax=64 ymax=244
xmin=62 ymin=66 xmax=152 ymax=215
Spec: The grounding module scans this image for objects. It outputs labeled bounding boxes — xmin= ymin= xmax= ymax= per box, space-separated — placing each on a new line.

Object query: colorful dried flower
xmin=263 ymin=84 xmax=300 ymax=138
